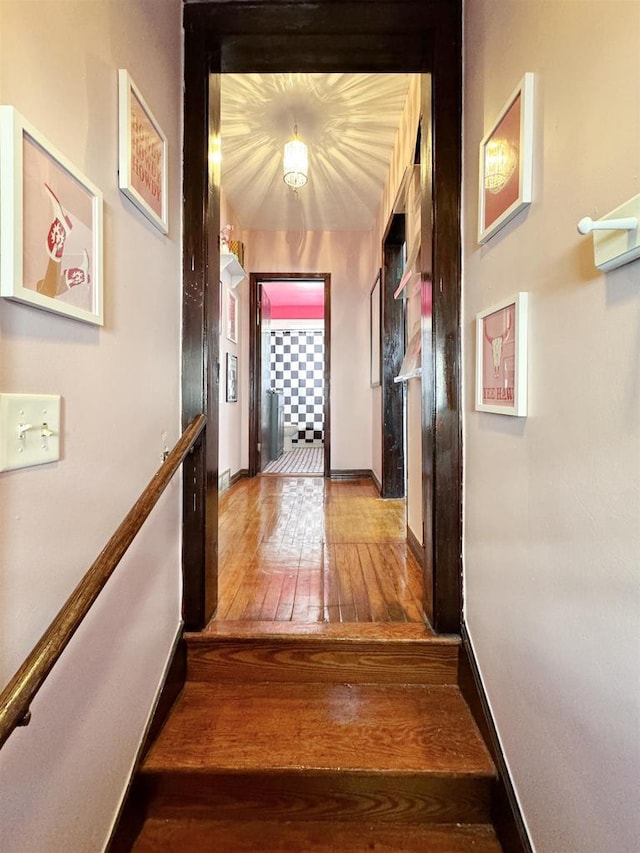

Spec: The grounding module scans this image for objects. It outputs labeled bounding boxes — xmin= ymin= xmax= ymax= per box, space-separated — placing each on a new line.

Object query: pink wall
xmin=463 ymin=3 xmax=640 ymax=851
xmin=0 ymin=2 xmax=183 ymax=850
xmin=245 ymin=229 xmax=376 ymax=471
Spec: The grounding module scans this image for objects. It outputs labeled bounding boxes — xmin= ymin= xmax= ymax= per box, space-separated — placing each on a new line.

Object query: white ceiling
xmin=220 ymin=73 xmax=411 ymax=232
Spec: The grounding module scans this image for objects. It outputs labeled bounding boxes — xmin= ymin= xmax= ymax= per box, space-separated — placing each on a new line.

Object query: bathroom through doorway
xmin=249 ymin=272 xmax=330 ymax=478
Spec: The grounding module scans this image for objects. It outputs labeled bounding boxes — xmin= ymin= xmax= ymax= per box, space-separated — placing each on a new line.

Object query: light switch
xmin=0 ymin=394 xmax=61 ymax=472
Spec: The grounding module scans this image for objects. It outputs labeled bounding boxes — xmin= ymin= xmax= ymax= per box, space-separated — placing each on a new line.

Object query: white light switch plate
xmin=0 ymin=394 xmax=61 ymax=472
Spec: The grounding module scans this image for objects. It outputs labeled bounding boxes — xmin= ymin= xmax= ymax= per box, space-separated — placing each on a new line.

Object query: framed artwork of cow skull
xmin=475 ymin=292 xmax=528 ymax=416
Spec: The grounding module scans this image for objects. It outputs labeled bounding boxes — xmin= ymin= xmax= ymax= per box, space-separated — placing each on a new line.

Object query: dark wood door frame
xmin=182 ymin=0 xmax=462 ymax=635
xmin=381 ymin=214 xmax=406 ymax=499
xmin=249 ymin=273 xmax=331 ymax=479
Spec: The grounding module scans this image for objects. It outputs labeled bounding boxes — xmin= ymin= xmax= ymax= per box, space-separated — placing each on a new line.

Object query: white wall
xmin=0 ymin=2 xmax=183 ymax=850
xmin=463 ymin=3 xmax=640 ymax=852
xmin=246 ymin=230 xmax=376 ymax=471
xmin=219 ymin=192 xmax=247 ymax=477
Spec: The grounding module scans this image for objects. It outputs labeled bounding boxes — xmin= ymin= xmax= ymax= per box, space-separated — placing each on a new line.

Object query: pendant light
xmin=283 ymin=124 xmax=308 ymax=189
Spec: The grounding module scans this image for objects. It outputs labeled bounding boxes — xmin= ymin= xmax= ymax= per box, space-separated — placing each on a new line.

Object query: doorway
xmin=249 ymin=274 xmax=331 ymax=479
xmin=181 ymin=1 xmax=462 ymax=635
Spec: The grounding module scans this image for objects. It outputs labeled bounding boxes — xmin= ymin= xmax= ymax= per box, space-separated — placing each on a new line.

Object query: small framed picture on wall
xmin=478 ymin=73 xmax=534 ymax=244
xmin=0 ymin=106 xmax=104 ymax=325
xmin=475 ymin=292 xmax=528 ymax=416
xmin=118 ymin=69 xmax=168 ymax=234
xmin=226 ymin=353 xmax=238 ymax=403
xmin=226 ymin=288 xmax=238 ymax=343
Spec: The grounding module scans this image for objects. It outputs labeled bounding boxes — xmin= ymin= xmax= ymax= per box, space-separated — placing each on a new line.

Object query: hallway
xmin=216 ymin=476 xmax=425 ymax=624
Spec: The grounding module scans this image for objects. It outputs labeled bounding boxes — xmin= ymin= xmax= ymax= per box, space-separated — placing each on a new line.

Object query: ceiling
xmin=220 ymin=73 xmax=411 ymax=233
xmin=262 ymin=280 xmax=325 ymax=319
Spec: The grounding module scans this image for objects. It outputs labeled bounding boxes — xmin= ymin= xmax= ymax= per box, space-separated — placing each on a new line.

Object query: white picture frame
xmin=475 ymin=292 xmax=528 ymax=416
xmin=478 ymin=73 xmax=534 ymax=244
xmin=226 ymin=287 xmax=238 ymax=343
xmin=118 ymin=69 xmax=168 ymax=234
xmin=0 ymin=106 xmax=104 ymax=325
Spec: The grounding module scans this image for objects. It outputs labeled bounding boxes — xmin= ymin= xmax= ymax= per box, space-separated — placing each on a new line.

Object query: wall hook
xmin=576 ymin=194 xmax=640 ymax=272
xmin=577 ymin=216 xmax=638 ymax=235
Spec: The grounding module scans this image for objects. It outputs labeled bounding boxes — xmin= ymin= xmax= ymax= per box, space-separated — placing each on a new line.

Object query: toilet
xmin=283 ymin=424 xmax=298 ymax=453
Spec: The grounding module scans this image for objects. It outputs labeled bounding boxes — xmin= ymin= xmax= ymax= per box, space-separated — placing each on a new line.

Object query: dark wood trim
xmin=420 ymin=76 xmax=435 ymax=630
xmin=182 ymin=0 xmax=463 ymax=636
xmin=459 ymin=623 xmax=532 ymax=853
xmin=430 ymin=11 xmax=463 ymax=635
xmin=230 ymin=468 xmax=249 ymax=487
xmin=323 ymin=273 xmax=332 ymax=478
xmin=249 ymin=272 xmax=331 ymax=479
xmin=181 ymin=25 xmax=220 ymax=631
xmin=407 ymin=525 xmax=424 ymax=568
xmin=370 ymin=469 xmax=382 ymax=495
xmin=248 ymin=273 xmax=259 ymax=477
xmin=329 ymin=469 xmax=373 ymax=481
xmin=381 ymin=214 xmax=406 ymax=499
xmin=106 ymin=628 xmax=186 ymax=853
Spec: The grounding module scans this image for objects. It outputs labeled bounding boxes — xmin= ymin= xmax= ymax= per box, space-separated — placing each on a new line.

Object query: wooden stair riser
xmin=186 ymin=638 xmax=458 ymax=684
xmin=132 ymin=818 xmax=503 ymax=852
xmin=138 ymin=771 xmax=492 ymax=825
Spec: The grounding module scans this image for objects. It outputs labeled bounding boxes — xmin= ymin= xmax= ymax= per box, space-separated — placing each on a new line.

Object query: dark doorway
xmin=249 ymin=273 xmax=331 ymax=480
xmin=181 ymin=1 xmax=462 ymax=635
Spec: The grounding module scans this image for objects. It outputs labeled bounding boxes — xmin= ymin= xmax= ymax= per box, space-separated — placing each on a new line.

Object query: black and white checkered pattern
xmin=270 ymin=330 xmax=324 ymax=445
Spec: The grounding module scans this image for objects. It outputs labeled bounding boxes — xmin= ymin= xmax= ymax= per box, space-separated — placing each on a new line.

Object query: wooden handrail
xmin=0 ymin=414 xmax=206 ymax=750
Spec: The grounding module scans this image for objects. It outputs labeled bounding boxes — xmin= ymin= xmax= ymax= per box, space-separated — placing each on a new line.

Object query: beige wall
xmin=245 ymin=229 xmax=376 ymax=471
xmin=463 ymin=3 xmax=640 ymax=851
xmin=0 ymin=1 xmax=183 ymax=850
xmin=219 ymin=192 xmax=247 ymax=478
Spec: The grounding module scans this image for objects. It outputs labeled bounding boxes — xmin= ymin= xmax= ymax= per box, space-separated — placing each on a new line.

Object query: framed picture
xmin=475 ymin=292 xmax=528 ymax=416
xmin=0 ymin=106 xmax=104 ymax=325
xmin=369 ymin=269 xmax=381 ymax=387
xmin=478 ymin=73 xmax=534 ymax=244
xmin=118 ymin=69 xmax=168 ymax=234
xmin=226 ymin=353 xmax=238 ymax=402
xmin=226 ymin=287 xmax=238 ymax=343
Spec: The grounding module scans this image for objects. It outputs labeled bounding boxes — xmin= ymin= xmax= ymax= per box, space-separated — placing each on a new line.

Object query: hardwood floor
xmin=216 ymin=476 xmax=424 ymax=624
xmin=122 ymin=476 xmax=503 ymax=851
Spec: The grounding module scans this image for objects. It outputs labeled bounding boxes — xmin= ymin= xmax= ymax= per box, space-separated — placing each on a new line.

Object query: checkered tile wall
xmin=270 ymin=330 xmax=324 ymax=445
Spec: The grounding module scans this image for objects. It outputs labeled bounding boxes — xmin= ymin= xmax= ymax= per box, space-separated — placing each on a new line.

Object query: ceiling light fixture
xmin=283 ymin=124 xmax=308 ymax=189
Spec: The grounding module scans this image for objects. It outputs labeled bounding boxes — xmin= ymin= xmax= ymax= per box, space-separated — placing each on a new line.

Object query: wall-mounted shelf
xmin=394 ymin=368 xmax=422 ymax=383
xmin=577 ymin=194 xmax=640 ymax=272
xmin=220 ymin=251 xmax=246 ymax=288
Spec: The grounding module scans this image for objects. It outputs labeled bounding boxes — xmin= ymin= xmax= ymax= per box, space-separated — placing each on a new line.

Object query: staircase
xmin=128 ymin=622 xmax=501 ymax=851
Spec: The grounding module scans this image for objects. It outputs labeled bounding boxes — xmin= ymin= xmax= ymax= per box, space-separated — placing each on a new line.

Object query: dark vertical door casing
xmin=182 ymin=31 xmax=221 ymax=630
xmin=381 ymin=216 xmax=406 ymax=499
xmin=420 ymin=76 xmax=435 ymax=627
xmin=182 ymin=0 xmax=462 ymax=635
xmin=430 ymin=19 xmax=463 ymax=634
xmin=260 ymin=287 xmax=272 ymax=472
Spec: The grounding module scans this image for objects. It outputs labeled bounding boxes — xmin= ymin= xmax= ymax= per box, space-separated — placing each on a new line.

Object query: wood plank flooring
xmin=216 ymin=476 xmax=424 ymax=623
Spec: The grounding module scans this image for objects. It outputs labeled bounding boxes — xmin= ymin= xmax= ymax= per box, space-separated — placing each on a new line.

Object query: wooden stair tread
xmin=142 ymin=682 xmax=495 ymax=777
xmin=132 ymin=818 xmax=502 ymax=852
xmin=193 ymin=620 xmax=457 ymax=642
